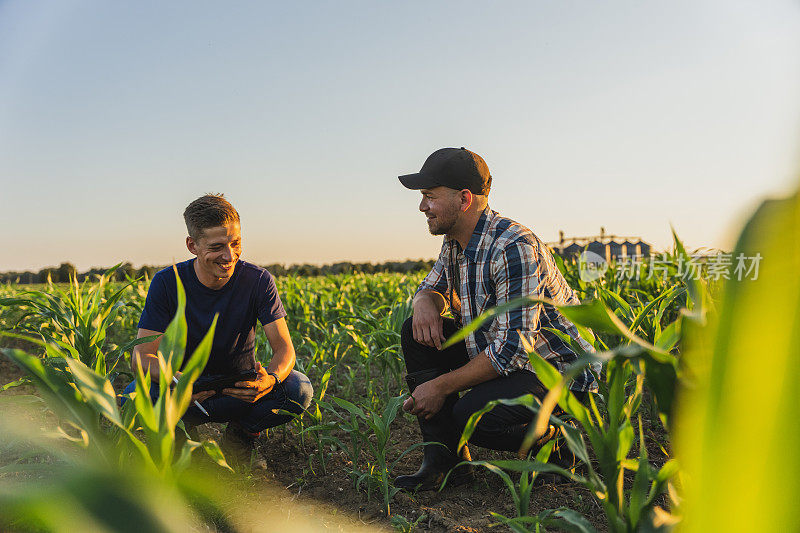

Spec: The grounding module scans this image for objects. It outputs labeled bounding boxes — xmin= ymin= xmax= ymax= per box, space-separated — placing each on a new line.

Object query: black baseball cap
xmin=398 ymin=147 xmax=492 ymax=195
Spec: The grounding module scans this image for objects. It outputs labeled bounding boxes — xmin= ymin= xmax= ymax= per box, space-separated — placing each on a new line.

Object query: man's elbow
xmin=279 ymin=345 xmax=297 ymax=369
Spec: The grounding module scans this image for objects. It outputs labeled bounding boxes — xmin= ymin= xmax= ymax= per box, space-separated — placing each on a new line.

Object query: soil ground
xmin=0 ymin=338 xmax=670 ymax=533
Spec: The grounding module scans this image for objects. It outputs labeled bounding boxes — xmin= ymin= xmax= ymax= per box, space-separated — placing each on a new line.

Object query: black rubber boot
xmin=395 ymin=369 xmax=474 ymax=491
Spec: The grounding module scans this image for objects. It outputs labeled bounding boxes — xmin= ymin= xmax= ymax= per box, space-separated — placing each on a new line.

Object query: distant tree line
xmin=0 ymin=260 xmax=435 ymax=285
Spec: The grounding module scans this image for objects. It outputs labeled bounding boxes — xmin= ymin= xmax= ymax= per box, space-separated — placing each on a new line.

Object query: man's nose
xmin=419 ymin=199 xmax=427 ymax=212
xmin=221 ymin=246 xmax=233 ymax=261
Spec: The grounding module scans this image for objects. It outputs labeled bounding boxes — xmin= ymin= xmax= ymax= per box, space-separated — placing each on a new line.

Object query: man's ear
xmin=186 ymin=236 xmax=198 ymax=255
xmin=460 ymin=190 xmax=474 ymax=212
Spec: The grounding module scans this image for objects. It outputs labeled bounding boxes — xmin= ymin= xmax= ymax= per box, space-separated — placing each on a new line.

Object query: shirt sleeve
xmin=257 ymin=271 xmax=287 ymax=325
xmin=137 ymin=271 xmax=174 ymax=332
xmin=483 ymin=239 xmax=544 ymax=376
xmin=414 ymin=242 xmax=451 ymax=312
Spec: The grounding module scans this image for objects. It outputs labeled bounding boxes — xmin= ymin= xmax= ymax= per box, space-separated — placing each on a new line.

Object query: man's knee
xmin=451 ymin=395 xmax=510 ymax=435
xmin=281 ymin=370 xmax=314 ymax=414
xmin=119 ymin=380 xmax=159 ymax=406
xmin=451 ymin=397 xmax=478 ymax=433
xmin=401 ymin=316 xmax=414 ymax=344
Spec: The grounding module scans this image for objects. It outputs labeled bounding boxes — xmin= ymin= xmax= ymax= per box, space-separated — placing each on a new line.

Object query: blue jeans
xmin=121 ymin=370 xmax=314 ymax=434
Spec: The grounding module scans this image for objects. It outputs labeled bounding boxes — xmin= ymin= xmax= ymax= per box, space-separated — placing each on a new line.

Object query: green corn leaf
xmin=675 ymin=190 xmax=800 ymax=532
xmin=200 ymin=440 xmax=233 ymax=472
xmin=158 ymin=266 xmax=188 ymax=373
xmin=655 ymin=459 xmax=679 ymax=484
xmin=331 ymin=397 xmax=366 ymax=420
xmin=670 ymin=227 xmax=708 ymax=321
xmin=654 ymin=318 xmax=681 ymax=351
xmin=520 ymin=347 xmax=597 ymax=453
xmin=64 ymin=358 xmax=122 ymax=428
xmin=601 ymin=287 xmax=633 ymax=323
xmin=173 ymin=437 xmax=202 ymax=474
xmin=485 ymin=459 xmax=586 ymax=485
xmin=456 ymin=394 xmax=539 ymax=453
xmin=557 ymin=419 xmax=592 ymax=466
xmin=444 ymin=296 xmax=670 ymax=361
xmin=615 ymin=422 xmax=635 ymax=478
xmin=446 ymin=460 xmax=518 ymax=505
xmin=1 ymin=377 xmax=30 ymax=391
xmin=2 ymin=348 xmax=96 ymax=432
xmin=388 ymin=440 xmax=437 ymax=472
xmin=628 ymin=285 xmax=678 ymax=337
xmin=171 ymin=315 xmax=217 ymax=428
xmin=132 ymin=360 xmax=157 ymax=433
xmin=540 ymin=508 xmax=599 ymax=533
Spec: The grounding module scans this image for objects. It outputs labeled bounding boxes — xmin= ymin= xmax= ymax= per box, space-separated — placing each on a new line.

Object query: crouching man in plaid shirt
xmin=395 ymin=147 xmax=597 ymax=491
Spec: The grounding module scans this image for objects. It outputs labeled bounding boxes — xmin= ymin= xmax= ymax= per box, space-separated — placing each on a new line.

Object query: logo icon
xmin=578 ymin=251 xmax=608 ymax=282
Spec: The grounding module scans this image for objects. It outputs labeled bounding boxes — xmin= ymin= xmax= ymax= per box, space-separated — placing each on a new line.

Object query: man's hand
xmin=173 ymin=371 xmax=215 ymax=403
xmin=222 ymin=362 xmax=276 ymax=403
xmin=191 ymin=390 xmax=215 ymax=403
xmin=413 ymin=292 xmax=447 ymax=350
xmin=402 ymin=379 xmax=447 ymax=420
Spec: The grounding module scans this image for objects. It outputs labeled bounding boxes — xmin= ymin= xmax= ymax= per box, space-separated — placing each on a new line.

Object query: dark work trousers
xmin=402 ymin=316 xmax=564 ymax=452
xmin=121 ymin=370 xmax=314 ymax=434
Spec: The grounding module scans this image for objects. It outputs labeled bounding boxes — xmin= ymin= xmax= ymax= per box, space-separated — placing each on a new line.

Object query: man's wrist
xmin=432 ymin=374 xmax=455 ymax=396
xmin=414 ymin=289 xmax=448 ymax=316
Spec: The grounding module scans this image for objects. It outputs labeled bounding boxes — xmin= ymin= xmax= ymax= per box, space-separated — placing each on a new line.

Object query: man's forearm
xmin=265 ymin=347 xmax=295 ymax=382
xmin=131 ymin=352 xmax=162 ymax=382
xmin=434 ymin=354 xmax=500 ymax=395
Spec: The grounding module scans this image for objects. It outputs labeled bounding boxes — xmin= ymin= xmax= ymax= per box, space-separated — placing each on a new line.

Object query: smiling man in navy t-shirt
xmin=125 ymin=194 xmax=312 ymax=467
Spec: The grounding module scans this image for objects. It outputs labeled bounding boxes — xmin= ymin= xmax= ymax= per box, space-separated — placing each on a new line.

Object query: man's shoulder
xmin=484 ymin=211 xmax=541 ymax=253
xmin=237 ymin=260 xmax=270 ymax=277
xmin=235 ymin=260 xmax=277 ymax=288
xmin=151 ymin=259 xmax=193 ymax=286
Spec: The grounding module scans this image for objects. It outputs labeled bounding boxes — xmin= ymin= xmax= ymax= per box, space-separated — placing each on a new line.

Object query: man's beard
xmin=427 ymin=205 xmax=459 ymax=236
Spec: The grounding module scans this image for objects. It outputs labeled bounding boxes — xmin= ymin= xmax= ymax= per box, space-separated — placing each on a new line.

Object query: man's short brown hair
xmin=183 ymin=194 xmax=240 ymax=240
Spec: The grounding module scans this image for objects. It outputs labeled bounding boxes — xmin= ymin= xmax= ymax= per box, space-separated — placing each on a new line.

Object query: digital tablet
xmin=193 ymin=370 xmax=258 ymax=393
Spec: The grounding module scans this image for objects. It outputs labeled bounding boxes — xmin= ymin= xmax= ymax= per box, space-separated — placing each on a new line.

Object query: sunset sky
xmin=1 ymin=1 xmax=799 ymax=271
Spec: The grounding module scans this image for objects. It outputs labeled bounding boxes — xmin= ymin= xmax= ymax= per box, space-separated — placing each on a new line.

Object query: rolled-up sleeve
xmin=415 ymin=243 xmax=451 ymax=311
xmin=484 ymin=240 xmax=544 ymax=376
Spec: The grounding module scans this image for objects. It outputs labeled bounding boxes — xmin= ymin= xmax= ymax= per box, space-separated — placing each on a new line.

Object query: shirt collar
xmin=461 ymin=206 xmax=493 ymax=262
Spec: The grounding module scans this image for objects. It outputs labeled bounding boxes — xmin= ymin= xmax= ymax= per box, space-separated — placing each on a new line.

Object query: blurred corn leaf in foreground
xmin=675 ymin=188 xmax=800 ymax=531
xmin=0 ymin=404 xmax=201 ymax=533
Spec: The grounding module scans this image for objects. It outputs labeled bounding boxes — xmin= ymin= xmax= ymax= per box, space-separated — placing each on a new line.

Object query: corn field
xmin=1 ymin=190 xmax=798 ymax=532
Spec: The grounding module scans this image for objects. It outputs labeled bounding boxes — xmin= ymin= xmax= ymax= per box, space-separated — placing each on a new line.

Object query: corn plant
xmin=293 ymin=364 xmax=337 ymax=474
xmin=345 ymin=295 xmax=413 ymax=402
xmin=0 ymin=268 xmax=238 ymax=530
xmin=0 ymin=437 xmax=207 ymax=533
xmin=1 ymin=268 xmax=230 ymax=477
xmin=323 ymin=394 xmax=422 ymax=515
xmin=0 ymin=265 xmax=150 ymax=379
xmin=390 ymin=512 xmax=427 ymax=533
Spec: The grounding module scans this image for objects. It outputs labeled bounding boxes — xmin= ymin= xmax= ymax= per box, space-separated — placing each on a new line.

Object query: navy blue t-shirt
xmin=138 ymin=259 xmax=286 ymax=375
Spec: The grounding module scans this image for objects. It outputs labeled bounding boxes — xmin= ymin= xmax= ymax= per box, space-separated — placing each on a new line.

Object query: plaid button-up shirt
xmin=416 ymin=207 xmax=597 ymax=392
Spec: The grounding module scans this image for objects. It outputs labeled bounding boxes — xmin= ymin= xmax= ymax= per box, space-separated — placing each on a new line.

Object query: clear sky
xmin=1 ymin=1 xmax=799 ymax=271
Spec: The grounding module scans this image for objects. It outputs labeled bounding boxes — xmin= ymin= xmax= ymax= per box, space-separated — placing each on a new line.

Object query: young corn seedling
xmin=443 ymin=439 xmax=595 ymax=533
xmin=293 ymin=365 xmax=337 ymax=474
xmin=325 ymin=394 xmax=423 ymax=516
